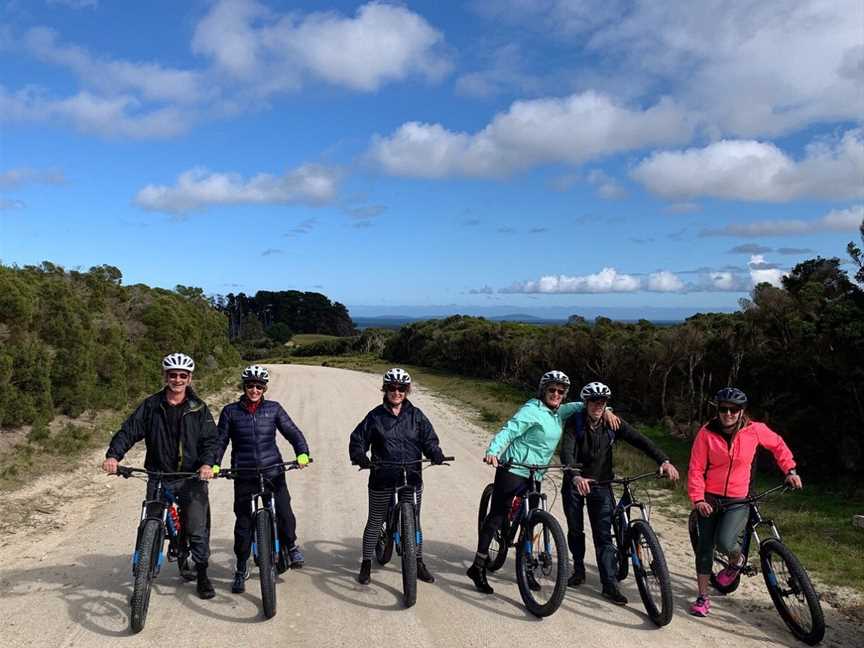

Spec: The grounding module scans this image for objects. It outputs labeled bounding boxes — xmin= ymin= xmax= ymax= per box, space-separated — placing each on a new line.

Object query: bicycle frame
xmin=714 ymin=485 xmax=785 ymax=574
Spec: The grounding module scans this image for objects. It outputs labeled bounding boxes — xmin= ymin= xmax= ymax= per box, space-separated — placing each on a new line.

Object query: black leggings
xmin=476 ymin=468 xmax=532 ymax=555
xmin=232 ymin=473 xmax=297 ymax=564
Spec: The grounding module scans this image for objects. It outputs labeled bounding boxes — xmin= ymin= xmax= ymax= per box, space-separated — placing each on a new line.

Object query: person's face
xmin=586 ymin=398 xmax=607 ymax=420
xmin=244 ymin=381 xmax=266 ymax=402
xmin=542 ymin=383 xmax=567 ymax=409
xmin=164 ymin=370 xmax=191 ymax=395
xmin=717 ymin=402 xmax=743 ymax=427
xmin=384 ymin=383 xmax=408 ymax=405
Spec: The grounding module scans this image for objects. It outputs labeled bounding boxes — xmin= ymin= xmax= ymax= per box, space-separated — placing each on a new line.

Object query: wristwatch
xmin=786 ymin=468 xmax=798 ymax=476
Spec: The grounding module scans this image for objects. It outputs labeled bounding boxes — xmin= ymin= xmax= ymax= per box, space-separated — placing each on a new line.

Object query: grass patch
xmin=290 ymin=334 xmax=342 ymax=346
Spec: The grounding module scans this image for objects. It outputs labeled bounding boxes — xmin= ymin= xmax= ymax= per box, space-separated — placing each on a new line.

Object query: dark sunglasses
xmin=718 ymin=406 xmax=742 ymax=414
xmin=385 ymin=384 xmax=409 ymax=393
xmin=245 ymin=382 xmax=266 ymax=391
xmin=167 ymin=372 xmax=190 ymax=380
xmin=546 ymin=387 xmax=567 ymax=395
xmin=586 ymin=397 xmax=608 ymax=404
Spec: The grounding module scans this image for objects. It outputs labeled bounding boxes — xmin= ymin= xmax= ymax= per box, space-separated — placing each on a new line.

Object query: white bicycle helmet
xmin=580 ymin=381 xmax=612 ymax=401
xmin=162 ymin=352 xmax=195 ymax=373
xmin=538 ymin=370 xmax=570 ymax=397
xmin=241 ymin=365 xmax=270 ymax=384
xmin=383 ymin=368 xmax=411 ymax=385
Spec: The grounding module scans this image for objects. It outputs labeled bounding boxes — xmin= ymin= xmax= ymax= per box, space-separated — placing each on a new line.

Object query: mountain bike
xmin=688 ymin=484 xmax=825 ymax=645
xmin=365 ymin=457 xmax=454 ymax=608
xmin=115 ymin=466 xmax=200 ymax=633
xmin=591 ymin=471 xmax=674 ymax=626
xmin=477 ymin=462 xmax=570 ymax=617
xmin=216 ymin=459 xmax=311 ymax=619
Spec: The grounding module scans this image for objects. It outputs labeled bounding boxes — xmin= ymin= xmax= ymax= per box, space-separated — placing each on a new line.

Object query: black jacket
xmin=106 ymin=388 xmax=218 ymax=473
xmin=215 ymin=397 xmax=309 ymax=477
xmin=349 ymin=399 xmax=444 ymax=488
xmin=560 ymin=412 xmax=668 ymax=482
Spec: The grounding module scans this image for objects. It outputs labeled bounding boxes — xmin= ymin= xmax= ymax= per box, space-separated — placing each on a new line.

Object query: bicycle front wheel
xmin=399 ymin=501 xmax=418 ymax=608
xmin=515 ymin=510 xmax=568 ymax=618
xmin=630 ymin=520 xmax=674 ymax=626
xmin=256 ymin=510 xmax=278 ymax=619
xmin=478 ymin=483 xmax=508 ymax=572
xmin=130 ymin=518 xmax=162 ymax=633
xmin=375 ymin=514 xmax=394 ymax=566
xmin=760 ymin=538 xmax=825 ymax=645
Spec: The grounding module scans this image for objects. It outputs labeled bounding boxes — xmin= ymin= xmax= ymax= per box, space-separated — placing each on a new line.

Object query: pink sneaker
xmin=715 ymin=564 xmax=741 ymax=588
xmin=690 ymin=595 xmax=711 ymax=617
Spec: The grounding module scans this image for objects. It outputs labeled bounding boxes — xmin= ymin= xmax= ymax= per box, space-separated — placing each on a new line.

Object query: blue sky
xmin=1 ymin=0 xmax=862 ymax=317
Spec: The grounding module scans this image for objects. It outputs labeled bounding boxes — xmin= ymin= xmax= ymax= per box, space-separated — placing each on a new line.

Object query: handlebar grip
xmin=116 ymin=465 xmax=132 ymax=478
xmin=441 ymin=456 xmax=455 ymax=462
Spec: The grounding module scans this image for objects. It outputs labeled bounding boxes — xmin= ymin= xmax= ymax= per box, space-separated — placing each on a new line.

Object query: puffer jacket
xmin=688 ymin=419 xmax=796 ymax=502
xmin=349 ymin=399 xmax=444 ymax=488
xmin=216 ymin=397 xmax=309 ymax=477
xmin=106 ymin=387 xmax=218 ymax=473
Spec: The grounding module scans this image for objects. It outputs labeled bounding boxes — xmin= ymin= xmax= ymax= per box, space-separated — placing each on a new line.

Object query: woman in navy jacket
xmin=216 ymin=365 xmax=310 ymax=594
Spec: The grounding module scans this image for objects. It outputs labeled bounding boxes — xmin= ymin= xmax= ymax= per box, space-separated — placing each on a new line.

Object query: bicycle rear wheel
xmin=256 ymin=510 xmax=278 ymax=619
xmin=614 ymin=511 xmax=629 ymax=581
xmin=515 ymin=510 xmax=568 ymax=618
xmin=375 ymin=510 xmax=394 ymax=565
xmin=130 ymin=519 xmax=162 ymax=633
xmin=478 ymin=483 xmax=508 ymax=572
xmin=630 ymin=520 xmax=673 ymax=626
xmin=760 ymin=538 xmax=825 ymax=645
xmin=399 ymin=501 xmax=418 ymax=608
xmin=687 ymin=510 xmax=741 ymax=594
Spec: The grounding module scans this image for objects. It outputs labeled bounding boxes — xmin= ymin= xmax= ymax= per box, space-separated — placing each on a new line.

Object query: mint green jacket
xmin=486 ymin=398 xmax=585 ymax=480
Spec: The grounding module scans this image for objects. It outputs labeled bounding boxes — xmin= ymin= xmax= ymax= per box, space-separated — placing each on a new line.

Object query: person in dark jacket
xmin=349 ymin=368 xmax=446 ymax=586
xmin=560 ymin=381 xmax=679 ymax=605
xmin=215 ymin=365 xmax=310 ymax=594
xmin=102 ymin=352 xmax=218 ymax=599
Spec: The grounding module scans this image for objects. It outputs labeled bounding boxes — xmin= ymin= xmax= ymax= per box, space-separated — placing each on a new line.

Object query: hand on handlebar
xmin=659 ymin=462 xmax=680 ymax=481
xmin=198 ymin=465 xmax=214 ymax=481
xmin=483 ymin=454 xmax=499 ymax=468
xmin=102 ymin=457 xmax=118 ymax=474
xmin=695 ymin=501 xmax=713 ymax=517
xmin=572 ymin=475 xmax=593 ymax=496
xmin=785 ymin=473 xmax=803 ymax=489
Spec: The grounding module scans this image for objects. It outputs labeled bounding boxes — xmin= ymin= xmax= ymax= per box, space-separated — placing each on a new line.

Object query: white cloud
xmin=586 ymin=169 xmax=627 ymax=199
xmin=192 ymin=0 xmax=450 ymax=92
xmin=632 ymin=129 xmax=864 ymax=201
xmin=701 ymin=205 xmax=864 ymax=237
xmin=134 ymin=164 xmax=340 ymax=214
xmin=369 ymin=91 xmax=693 ymax=178
xmin=748 ymin=255 xmax=785 ymax=287
xmin=502 ymin=267 xmax=641 ymax=294
xmin=646 ymin=271 xmax=685 ymax=292
xmin=0 ymin=167 xmax=65 ymax=189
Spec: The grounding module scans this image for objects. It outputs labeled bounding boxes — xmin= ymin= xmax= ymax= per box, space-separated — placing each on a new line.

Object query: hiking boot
xmin=690 ymin=594 xmax=711 ymax=617
xmin=417 ymin=559 xmax=435 ymax=583
xmin=466 ymin=564 xmax=494 ymax=594
xmin=567 ymin=565 xmax=586 ymax=587
xmin=601 ymin=584 xmax=628 ymax=605
xmin=196 ymin=565 xmax=215 ymax=600
xmin=357 ymin=559 xmax=371 ymax=585
xmin=231 ymin=566 xmax=249 ymax=594
xmin=287 ymin=545 xmax=305 ymax=569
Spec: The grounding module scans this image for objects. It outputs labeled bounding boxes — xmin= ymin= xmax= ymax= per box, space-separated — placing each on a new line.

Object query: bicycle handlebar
xmin=357 ymin=456 xmax=455 ymax=470
xmin=499 ymin=461 xmax=582 ymax=471
xmin=115 ymin=466 xmax=199 ymax=479
xmin=714 ymin=484 xmax=789 ymax=511
xmin=592 ymin=470 xmax=662 ymax=487
xmin=215 ymin=458 xmax=314 ymax=479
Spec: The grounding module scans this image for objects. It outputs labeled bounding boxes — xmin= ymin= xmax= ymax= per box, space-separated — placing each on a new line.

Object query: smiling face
xmin=586 ymin=398 xmax=607 ymax=421
xmin=244 ymin=381 xmax=266 ymax=403
xmin=384 ymin=383 xmax=408 ymax=406
xmin=717 ymin=402 xmax=743 ymax=429
xmin=164 ymin=370 xmax=190 ymax=397
xmin=542 ymin=383 xmax=567 ymax=409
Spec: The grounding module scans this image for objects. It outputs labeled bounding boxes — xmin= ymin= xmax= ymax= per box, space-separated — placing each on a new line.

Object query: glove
xmin=431 ymin=453 xmax=445 ymax=465
xmin=297 ymin=453 xmax=310 ymax=466
xmin=355 ymin=455 xmax=372 ymax=469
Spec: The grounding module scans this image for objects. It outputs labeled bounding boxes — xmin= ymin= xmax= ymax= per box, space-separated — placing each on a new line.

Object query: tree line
xmin=0 ymin=262 xmax=240 ymax=428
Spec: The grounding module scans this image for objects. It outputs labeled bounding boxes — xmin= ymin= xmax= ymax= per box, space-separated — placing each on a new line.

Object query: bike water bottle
xmin=509 ymin=496 xmax=523 ymax=522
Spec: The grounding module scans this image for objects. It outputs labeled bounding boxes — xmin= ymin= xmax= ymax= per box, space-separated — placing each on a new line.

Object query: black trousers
xmin=561 ymin=479 xmax=617 ymax=587
xmin=147 ymin=478 xmax=210 ymax=567
xmin=232 ymin=473 xmax=297 ymax=564
xmin=476 ymin=467 xmax=533 ymax=556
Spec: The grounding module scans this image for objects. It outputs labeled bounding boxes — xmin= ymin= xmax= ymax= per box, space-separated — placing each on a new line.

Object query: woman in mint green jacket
xmin=466 ymin=370 xmax=618 ymax=594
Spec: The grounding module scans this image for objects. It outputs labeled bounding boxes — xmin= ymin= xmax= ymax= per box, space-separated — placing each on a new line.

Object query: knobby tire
xmin=630 ymin=520 xmax=674 ymax=626
xmin=399 ymin=501 xmax=418 ymax=608
xmin=515 ymin=509 xmax=568 ymax=618
xmin=256 ymin=510 xmax=277 ymax=619
xmin=130 ymin=518 xmax=161 ymax=634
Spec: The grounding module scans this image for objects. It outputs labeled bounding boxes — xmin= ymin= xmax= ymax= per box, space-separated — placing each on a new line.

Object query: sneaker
xmin=231 ymin=567 xmax=249 ymax=594
xmin=287 ymin=545 xmax=305 ymax=569
xmin=525 ymin=569 xmax=541 ymax=592
xmin=715 ymin=563 xmax=741 ymax=588
xmin=690 ymin=594 xmax=711 ymax=617
xmin=417 ymin=559 xmax=435 ymax=583
xmin=196 ymin=567 xmax=215 ymax=600
xmin=357 ymin=559 xmax=371 ymax=585
xmin=601 ymin=584 xmax=628 ymax=605
xmin=567 ymin=566 xmax=586 ymax=588
xmin=466 ymin=564 xmax=494 ymax=595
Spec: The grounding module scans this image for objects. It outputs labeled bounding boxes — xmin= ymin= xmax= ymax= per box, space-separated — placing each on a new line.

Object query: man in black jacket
xmin=102 ymin=352 xmax=218 ymax=600
xmin=561 ymin=382 xmax=679 ymax=605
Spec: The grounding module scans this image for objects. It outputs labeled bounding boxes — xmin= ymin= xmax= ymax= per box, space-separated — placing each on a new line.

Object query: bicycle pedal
xmin=742 ymin=566 xmax=757 ymax=577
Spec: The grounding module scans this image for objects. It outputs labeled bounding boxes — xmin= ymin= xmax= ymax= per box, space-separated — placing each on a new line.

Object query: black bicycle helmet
xmin=714 ymin=387 xmax=748 ymax=406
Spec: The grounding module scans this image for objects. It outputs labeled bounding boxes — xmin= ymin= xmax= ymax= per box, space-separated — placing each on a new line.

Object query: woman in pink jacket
xmin=687 ymin=387 xmax=802 ymax=617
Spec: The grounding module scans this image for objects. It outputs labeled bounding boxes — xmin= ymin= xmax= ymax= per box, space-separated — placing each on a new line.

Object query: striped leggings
xmin=362 ymin=485 xmax=424 ymax=561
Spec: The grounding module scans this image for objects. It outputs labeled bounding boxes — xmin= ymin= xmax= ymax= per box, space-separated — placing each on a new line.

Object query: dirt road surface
xmin=0 ymin=365 xmax=858 ymax=647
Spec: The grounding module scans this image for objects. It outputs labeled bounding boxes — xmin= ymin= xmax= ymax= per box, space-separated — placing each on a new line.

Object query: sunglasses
xmin=586 ymin=398 xmax=608 ymax=404
xmin=546 ymin=387 xmax=567 ymax=396
xmin=385 ymin=384 xmax=409 ymax=393
xmin=245 ymin=383 xmax=266 ymax=391
xmin=167 ymin=372 xmax=190 ymax=380
xmin=718 ymin=406 xmax=742 ymax=415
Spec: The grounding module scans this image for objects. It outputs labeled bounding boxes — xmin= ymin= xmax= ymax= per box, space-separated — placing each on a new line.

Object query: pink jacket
xmin=688 ymin=420 xmax=796 ymax=502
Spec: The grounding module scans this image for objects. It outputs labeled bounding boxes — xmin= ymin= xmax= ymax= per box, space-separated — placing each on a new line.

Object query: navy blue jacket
xmin=216 ymin=398 xmax=310 ymax=477
xmin=349 ymin=399 xmax=444 ymax=488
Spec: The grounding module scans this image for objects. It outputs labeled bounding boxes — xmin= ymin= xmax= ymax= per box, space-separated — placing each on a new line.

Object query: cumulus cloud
xmin=747 ymin=255 xmax=785 ymax=287
xmin=369 ymin=91 xmax=693 ymax=178
xmin=632 ymin=129 xmax=864 ymax=201
xmin=134 ymin=164 xmax=340 ymax=214
xmin=646 ymin=271 xmax=685 ymax=292
xmin=192 ymin=0 xmax=451 ymax=92
xmin=586 ymin=169 xmax=627 ymax=199
xmin=502 ymin=267 xmax=641 ymax=294
xmin=0 ymin=197 xmax=26 ymax=210
xmin=701 ymin=205 xmax=864 ymax=237
xmin=0 ymin=167 xmax=66 ymax=189
xmin=728 ymin=244 xmax=772 ymax=255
